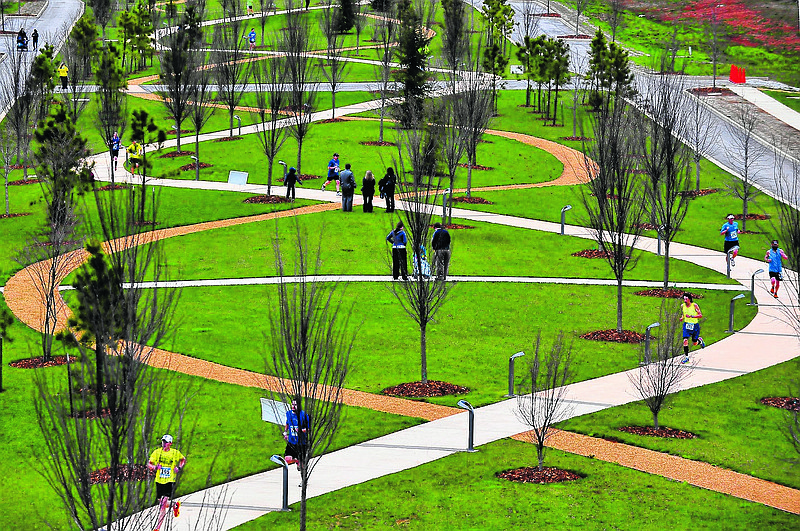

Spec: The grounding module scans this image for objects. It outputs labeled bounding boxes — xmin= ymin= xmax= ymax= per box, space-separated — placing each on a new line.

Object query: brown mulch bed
xmin=213 ymin=136 xmax=244 ymax=142
xmin=95 ymin=184 xmax=130 ymax=191
xmin=0 ymin=212 xmax=32 ymax=219
xmin=680 ymin=188 xmax=718 ymax=198
xmin=635 ymin=289 xmax=703 ymax=299
xmin=532 ymin=12 xmax=561 ymax=17
xmin=299 ymin=174 xmax=320 ymax=181
xmin=738 ymin=230 xmax=762 ymax=234
xmin=243 ymin=195 xmax=292 ymax=204
xmin=571 ymin=249 xmax=629 ymax=260
xmin=557 ymin=34 xmax=592 ymax=39
xmin=9 ymin=178 xmax=42 ymax=186
xmin=10 ymin=355 xmax=70 ymax=368
xmin=443 ymin=223 xmax=475 ymax=230
xmin=70 ymin=407 xmax=111 ymax=419
xmin=761 ymin=397 xmax=800 ymax=411
xmin=457 ymin=163 xmax=493 ymax=171
xmin=159 ymin=150 xmax=195 ymax=158
xmin=732 ymin=213 xmax=769 ymax=221
xmin=167 ymin=129 xmax=192 ymax=135
xmin=179 ymin=162 xmax=213 ymax=171
xmin=90 ymin=464 xmax=154 ymax=485
xmin=382 ymin=380 xmax=469 ymax=398
xmin=451 ymin=196 xmax=493 ymax=205
xmin=560 ymin=136 xmax=591 ymax=141
xmin=360 ymin=141 xmax=397 ymax=147
xmin=33 ymin=240 xmax=82 ymax=248
xmin=619 ymin=426 xmax=697 ymax=439
xmin=633 ymin=222 xmax=658 ymax=230
xmin=133 ymin=221 xmax=160 ymax=227
xmin=2 ymin=164 xmax=35 ymax=170
xmin=497 ymin=467 xmax=582 ymax=484
xmin=580 ymin=329 xmax=645 ymax=343
xmin=690 ymin=87 xmax=735 ymax=96
xmin=319 ymin=118 xmax=347 ymax=124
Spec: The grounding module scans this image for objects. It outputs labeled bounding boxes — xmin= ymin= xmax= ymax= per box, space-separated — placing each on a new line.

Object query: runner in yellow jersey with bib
xmin=680 ymin=293 xmax=705 ymax=364
xmin=148 ymin=434 xmax=186 ymax=531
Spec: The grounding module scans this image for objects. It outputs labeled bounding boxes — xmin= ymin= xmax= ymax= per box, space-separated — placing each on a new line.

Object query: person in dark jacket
xmin=362 ymin=170 xmax=375 ymax=212
xmin=386 ymin=221 xmax=408 ymax=280
xmin=432 ymin=222 xmax=451 ymax=279
xmin=285 ymin=167 xmax=301 ymax=200
xmin=340 ymin=163 xmax=356 ymax=211
xmin=379 ymin=167 xmax=397 ymax=212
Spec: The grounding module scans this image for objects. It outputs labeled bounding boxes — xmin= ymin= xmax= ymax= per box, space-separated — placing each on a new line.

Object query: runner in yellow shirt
xmin=128 ymin=140 xmax=142 ymax=175
xmin=57 ymin=62 xmax=68 ymax=90
xmin=148 ymin=434 xmax=186 ymax=531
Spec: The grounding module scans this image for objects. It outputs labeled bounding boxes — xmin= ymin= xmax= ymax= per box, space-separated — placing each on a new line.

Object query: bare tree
xmin=0 ymin=308 xmax=13 ymax=392
xmin=725 ymin=105 xmax=767 ymax=231
xmin=708 ymin=6 xmax=723 ymax=90
xmin=607 ymin=0 xmax=624 ymax=42
xmin=441 ymin=0 xmax=468 ymax=96
xmin=90 ymin=0 xmax=115 ymax=41
xmin=95 ymin=43 xmax=128 ymax=183
xmin=628 ymin=302 xmax=694 ymax=429
xmin=581 ymin=95 xmax=645 ymax=332
xmin=570 ymin=55 xmax=588 ymax=139
xmin=458 ymin=56 xmax=494 ymax=198
xmin=187 ymin=62 xmax=216 ymax=182
xmin=514 ymin=332 xmax=573 ymax=471
xmin=372 ymin=10 xmax=398 ymax=143
xmin=60 ymin=19 xmax=94 ymax=121
xmin=635 ymin=68 xmax=692 ymax=289
xmin=252 ymin=55 xmax=289 ymax=196
xmin=388 ymin=108 xmax=455 ymax=384
xmin=574 ymin=0 xmax=592 ymax=36
xmin=268 ymin=223 xmax=354 ymax=531
xmin=257 ymin=0 xmax=276 ymax=45
xmin=438 ymin=95 xmax=467 ymax=224
xmin=0 ymin=122 xmax=18 ymax=216
xmin=283 ymin=0 xmax=317 ymax=175
xmin=319 ymin=22 xmax=351 ymax=120
xmin=772 ymin=143 xmax=800 ymax=335
xmin=352 ymin=0 xmax=366 ymax=54
xmin=2 ymin=41 xmax=35 ymax=181
xmin=684 ymin=92 xmax=719 ymax=192
xmin=160 ymin=21 xmax=199 ymax=152
xmin=212 ymin=19 xmax=249 ymax=138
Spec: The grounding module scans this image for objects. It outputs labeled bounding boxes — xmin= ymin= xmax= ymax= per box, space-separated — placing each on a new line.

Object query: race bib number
xmin=159 ymin=466 xmax=172 ymax=480
xmin=730 ymin=230 xmax=738 ymax=239
xmin=289 ymin=426 xmax=298 ymax=437
xmin=685 ymin=323 xmax=694 ymax=331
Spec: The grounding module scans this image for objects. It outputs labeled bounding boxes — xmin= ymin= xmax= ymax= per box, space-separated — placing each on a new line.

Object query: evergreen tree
xmin=394 ymin=0 xmax=429 ymax=126
xmin=337 ymin=0 xmax=355 ymax=32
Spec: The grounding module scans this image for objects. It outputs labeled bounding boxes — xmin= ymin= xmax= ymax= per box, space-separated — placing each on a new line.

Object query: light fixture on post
xmin=643 ymin=322 xmax=660 ymax=364
xmin=749 ymin=269 xmax=764 ymax=305
xmin=269 ymin=455 xmax=291 ymax=512
xmin=233 ymin=114 xmax=242 ymax=136
xmin=456 ymin=400 xmax=477 ymax=452
xmin=560 ymin=205 xmax=572 ymax=235
xmin=505 ymin=351 xmax=525 ymax=398
xmin=726 ymin=294 xmax=746 ymax=333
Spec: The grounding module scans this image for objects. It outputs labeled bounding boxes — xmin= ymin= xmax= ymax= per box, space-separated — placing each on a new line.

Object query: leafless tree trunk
xmin=95 ymin=43 xmax=128 ymax=184
xmin=319 ymin=27 xmax=351 ymax=120
xmin=0 ymin=123 xmax=17 ymax=216
xmin=608 ymin=0 xmax=624 ymax=42
xmin=581 ymin=93 xmax=645 ymax=332
xmin=684 ymin=91 xmax=718 ymax=192
xmin=628 ymin=302 xmax=694 ymax=429
xmin=514 ymin=332 xmax=573 ymax=471
xmin=441 ymin=0 xmax=468 ymax=96
xmin=574 ymin=0 xmax=591 ymax=36
xmin=60 ymin=21 xmax=91 ymax=122
xmin=771 ymin=142 xmax=800 ymax=335
xmin=160 ymin=20 xmax=200 ymax=152
xmin=438 ymin=96 xmax=467 ymax=225
xmin=268 ymin=222 xmax=354 ymax=531
xmin=635 ymin=68 xmax=692 ymax=289
xmin=388 ymin=106 xmax=455 ymax=384
xmin=252 ymin=54 xmax=289 ymax=196
xmin=187 ymin=54 xmax=216 ymax=182
xmin=1 ymin=41 xmax=35 ymax=181
xmin=458 ymin=52 xmax=494 ymax=198
xmin=725 ymin=105 xmax=767 ymax=231
xmin=212 ymin=19 xmax=249 ymax=138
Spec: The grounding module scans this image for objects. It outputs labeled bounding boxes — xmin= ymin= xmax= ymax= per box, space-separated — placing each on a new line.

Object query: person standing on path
xmin=387 ymin=221 xmax=408 ymax=280
xmin=32 ymin=29 xmax=39 ymax=51
xmin=285 ymin=166 xmax=301 ymax=201
xmin=284 ymin=399 xmax=310 ymax=469
xmin=680 ymin=293 xmax=705 ymax=364
xmin=362 ymin=170 xmax=375 ymax=212
xmin=765 ymin=239 xmax=789 ymax=299
xmin=110 ymin=131 xmax=121 ymax=171
xmin=148 ymin=434 xmax=186 ymax=531
xmin=339 ymin=163 xmax=356 ymax=212
xmin=322 ymin=153 xmax=340 ymax=194
xmin=379 ymin=167 xmax=397 ymax=212
xmin=57 ymin=62 xmax=69 ymax=90
xmin=432 ymin=222 xmax=451 ymax=280
xmin=720 ymin=214 xmax=740 ymax=267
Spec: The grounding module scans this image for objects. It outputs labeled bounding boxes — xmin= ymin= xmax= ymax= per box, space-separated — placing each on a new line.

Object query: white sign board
xmin=510 ymin=64 xmax=524 ymax=75
xmin=260 ymin=398 xmax=289 ymax=425
xmin=228 ymin=170 xmax=249 ymax=185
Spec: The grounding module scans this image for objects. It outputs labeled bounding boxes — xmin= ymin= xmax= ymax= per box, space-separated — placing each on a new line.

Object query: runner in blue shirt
xmin=321 ymin=152 xmax=340 ymax=194
xmin=765 ymin=239 xmax=789 ymax=299
xmin=247 ymin=28 xmax=257 ymax=51
xmin=720 ymin=214 xmax=740 ymax=267
xmin=283 ymin=398 xmax=310 ymax=469
xmin=110 ymin=131 xmax=121 ymax=171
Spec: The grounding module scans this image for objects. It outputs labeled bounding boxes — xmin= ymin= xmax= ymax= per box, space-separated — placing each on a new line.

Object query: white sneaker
xmin=730 ymin=258 xmax=735 ymax=267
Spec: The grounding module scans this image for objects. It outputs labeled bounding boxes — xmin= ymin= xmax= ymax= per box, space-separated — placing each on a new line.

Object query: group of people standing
xmin=321 ymin=153 xmax=397 ymax=213
xmin=386 ymin=221 xmax=451 ymax=281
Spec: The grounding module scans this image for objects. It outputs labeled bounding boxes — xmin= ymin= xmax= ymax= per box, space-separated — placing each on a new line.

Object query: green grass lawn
xmin=762 ymin=89 xmax=800 ymax=114
xmin=0 ymin=300 xmax=421 ymax=531
xmin=163 ymin=282 xmax=755 ymax=407
xmin=562 ymin=357 xmax=800 ymax=489
xmin=233 ymin=438 xmax=797 ymax=530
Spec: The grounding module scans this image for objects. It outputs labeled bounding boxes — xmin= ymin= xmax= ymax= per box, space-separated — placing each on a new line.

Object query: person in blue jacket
xmin=387 ymin=221 xmax=408 ymax=280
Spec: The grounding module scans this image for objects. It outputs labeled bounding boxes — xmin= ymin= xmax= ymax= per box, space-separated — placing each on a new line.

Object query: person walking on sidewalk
xmin=680 ymin=293 xmax=705 ymax=364
xmin=720 ymin=214 xmax=740 ymax=267
xmin=322 ymin=153 xmax=340 ymax=194
xmin=387 ymin=221 xmax=408 ymax=280
xmin=148 ymin=434 xmax=186 ymax=531
xmin=339 ymin=163 xmax=356 ymax=211
xmin=432 ymin=222 xmax=451 ymax=280
xmin=362 ymin=170 xmax=375 ymax=212
xmin=284 ymin=399 xmax=310 ymax=469
xmin=285 ymin=166 xmax=301 ymax=201
xmin=765 ymin=239 xmax=789 ymax=299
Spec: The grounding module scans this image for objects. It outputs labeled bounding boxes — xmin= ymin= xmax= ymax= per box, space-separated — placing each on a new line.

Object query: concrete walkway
xmin=728 ymin=84 xmax=800 ymax=132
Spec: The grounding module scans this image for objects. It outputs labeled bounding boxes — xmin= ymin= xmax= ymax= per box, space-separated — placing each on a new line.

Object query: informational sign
xmin=510 ymin=65 xmax=524 ymax=75
xmin=260 ymin=398 xmax=289 ymax=425
xmin=228 ymin=170 xmax=249 ymax=185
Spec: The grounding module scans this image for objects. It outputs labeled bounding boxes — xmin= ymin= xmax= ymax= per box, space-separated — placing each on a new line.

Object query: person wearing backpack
xmin=340 ymin=163 xmax=356 ymax=212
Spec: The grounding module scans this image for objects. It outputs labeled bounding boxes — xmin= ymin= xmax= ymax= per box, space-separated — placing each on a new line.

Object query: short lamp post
xmin=191 ymin=155 xmax=199 ymax=181
xmin=560 ymin=205 xmax=572 ymax=235
xmin=233 ymin=114 xmax=242 ymax=136
xmin=643 ymin=322 xmax=660 ymax=364
xmin=726 ymin=250 xmax=733 ymax=278
xmin=456 ymin=400 xmax=477 ymax=452
xmin=505 ymin=351 xmax=525 ymax=398
xmin=278 ymin=160 xmax=287 ymax=181
xmin=269 ymin=455 xmax=291 ymax=512
xmin=726 ymin=293 xmax=746 ymax=333
xmin=657 ymin=226 xmax=665 ymax=256
xmin=442 ymin=188 xmax=451 ymax=225
xmin=749 ymin=269 xmax=764 ymax=305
